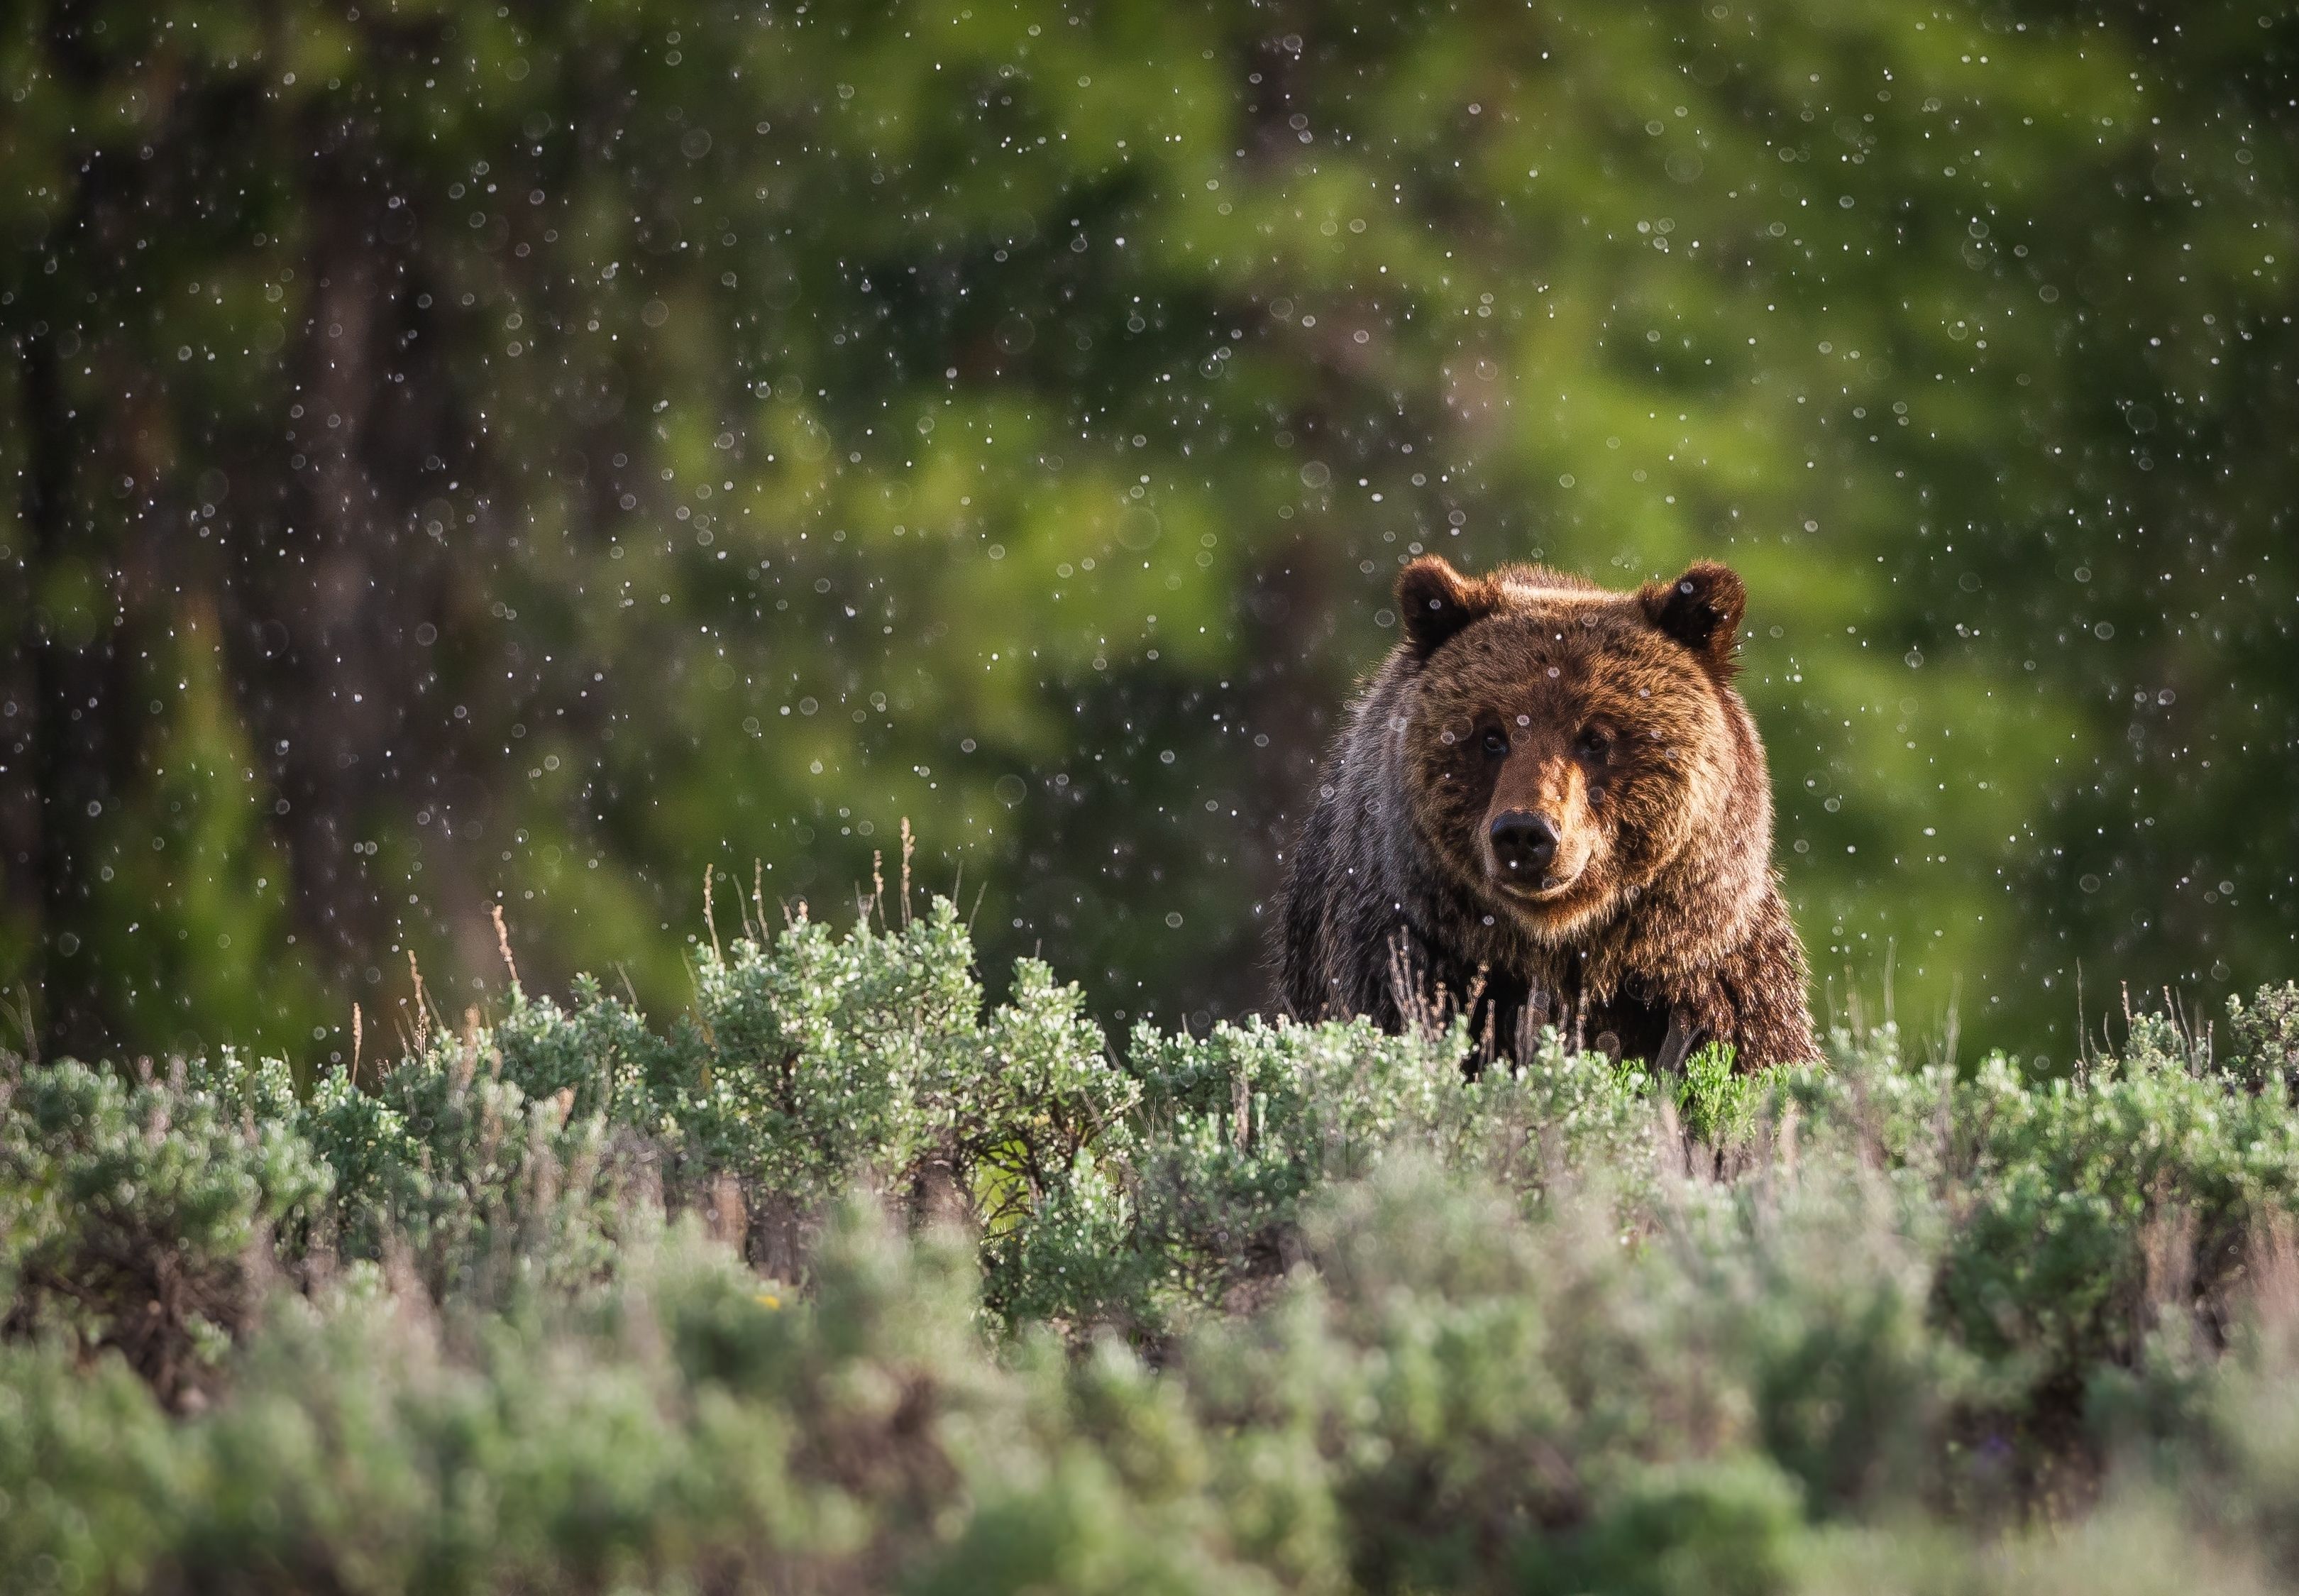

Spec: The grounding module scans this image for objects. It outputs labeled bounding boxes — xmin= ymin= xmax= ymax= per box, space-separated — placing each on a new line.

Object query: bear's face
xmin=1393 ymin=558 xmax=1748 ymax=942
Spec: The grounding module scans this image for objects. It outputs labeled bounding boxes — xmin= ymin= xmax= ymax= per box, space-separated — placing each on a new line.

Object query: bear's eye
xmin=1576 ymin=725 xmax=1613 ymax=759
xmin=1480 ymin=727 xmax=1509 ymax=759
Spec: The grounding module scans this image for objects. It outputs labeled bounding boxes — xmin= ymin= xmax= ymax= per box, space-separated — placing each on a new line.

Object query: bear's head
xmin=1392 ymin=555 xmax=1755 ymax=942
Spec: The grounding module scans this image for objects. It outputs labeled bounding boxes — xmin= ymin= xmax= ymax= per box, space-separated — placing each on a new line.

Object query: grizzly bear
xmin=1273 ymin=556 xmax=1818 ymax=1070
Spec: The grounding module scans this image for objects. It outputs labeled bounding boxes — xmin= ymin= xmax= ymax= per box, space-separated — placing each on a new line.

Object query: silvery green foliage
xmin=0 ymin=1054 xmax=331 ymax=1401
xmin=676 ymin=897 xmax=1134 ymax=1217
xmin=309 ymin=1061 xmax=632 ymax=1299
xmin=1789 ymin=996 xmax=2299 ymax=1468
xmin=1123 ymin=1016 xmax=1467 ymax=1317
xmin=275 ymin=898 xmax=1131 ymax=1299
xmin=1065 ymin=1015 xmax=1662 ymax=1334
xmin=0 ymin=1148 xmax=2269 ymax=1596
xmin=2224 ymin=983 xmax=2299 ymax=1099
xmin=17 ymin=935 xmax=2299 ymax=1593
xmin=680 ymin=900 xmax=983 ymax=1197
xmin=287 ymin=984 xmax=656 ymax=1295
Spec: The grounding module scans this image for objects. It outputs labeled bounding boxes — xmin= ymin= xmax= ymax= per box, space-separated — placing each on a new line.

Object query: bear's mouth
xmin=1492 ymin=866 xmax=1584 ymax=903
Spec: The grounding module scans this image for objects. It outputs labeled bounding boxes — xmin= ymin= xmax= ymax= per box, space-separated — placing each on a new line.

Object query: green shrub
xmin=0 ymin=1055 xmax=330 ymax=1402
xmin=1069 ymin=1013 xmax=1660 ymax=1338
xmin=7 ymin=905 xmax=2299 ymax=1594
xmin=673 ymin=901 xmax=1132 ymax=1219
xmin=1662 ymin=1042 xmax=1789 ymax=1150
xmin=1784 ymin=1011 xmax=2299 ymax=1488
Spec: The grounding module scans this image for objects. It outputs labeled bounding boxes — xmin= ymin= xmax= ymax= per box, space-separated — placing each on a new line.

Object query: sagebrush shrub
xmin=0 ymin=1055 xmax=329 ymax=1403
xmin=8 ymin=899 xmax=2299 ymax=1593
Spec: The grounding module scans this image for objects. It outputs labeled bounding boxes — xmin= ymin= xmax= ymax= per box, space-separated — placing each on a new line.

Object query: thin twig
xmin=490 ymin=903 xmax=520 ymax=990
xmin=2075 ymin=959 xmax=2089 ymax=1070
xmin=899 ymin=818 xmax=915 ymax=926
xmin=407 ymin=948 xmax=431 ymax=1055
xmin=1942 ymin=974 xmax=1963 ymax=1074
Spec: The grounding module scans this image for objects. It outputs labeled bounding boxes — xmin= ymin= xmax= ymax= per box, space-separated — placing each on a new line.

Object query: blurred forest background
xmin=3 ymin=0 xmax=2295 ymax=1069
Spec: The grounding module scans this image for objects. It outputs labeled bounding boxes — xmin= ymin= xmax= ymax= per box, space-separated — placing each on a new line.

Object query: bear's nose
xmin=1488 ymin=810 xmax=1560 ymax=876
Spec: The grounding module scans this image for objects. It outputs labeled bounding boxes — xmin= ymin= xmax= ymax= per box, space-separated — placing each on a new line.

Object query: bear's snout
xmin=1488 ymin=810 xmax=1560 ymax=879
xmin=1484 ymin=798 xmax=1589 ymax=900
xmin=1482 ymin=747 xmax=1595 ymax=900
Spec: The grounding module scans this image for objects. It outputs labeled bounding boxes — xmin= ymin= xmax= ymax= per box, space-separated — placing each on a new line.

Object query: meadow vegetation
xmin=7 ymin=892 xmax=2299 ymax=1594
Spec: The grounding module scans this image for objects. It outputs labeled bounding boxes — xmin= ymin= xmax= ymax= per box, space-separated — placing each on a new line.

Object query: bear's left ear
xmin=1395 ymin=555 xmax=1502 ymax=659
xmin=1639 ymin=561 xmax=1746 ymax=676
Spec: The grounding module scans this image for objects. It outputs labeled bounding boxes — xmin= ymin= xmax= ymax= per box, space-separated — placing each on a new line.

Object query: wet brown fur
xmin=1273 ymin=556 xmax=1819 ymax=1070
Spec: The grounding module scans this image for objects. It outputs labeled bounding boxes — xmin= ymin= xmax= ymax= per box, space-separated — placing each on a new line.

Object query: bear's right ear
xmin=1639 ymin=561 xmax=1747 ymax=676
xmin=1396 ymin=556 xmax=1499 ymax=659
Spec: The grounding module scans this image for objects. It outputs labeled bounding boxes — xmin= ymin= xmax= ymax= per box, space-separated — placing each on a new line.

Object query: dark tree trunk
xmin=224 ymin=116 xmax=475 ymax=992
